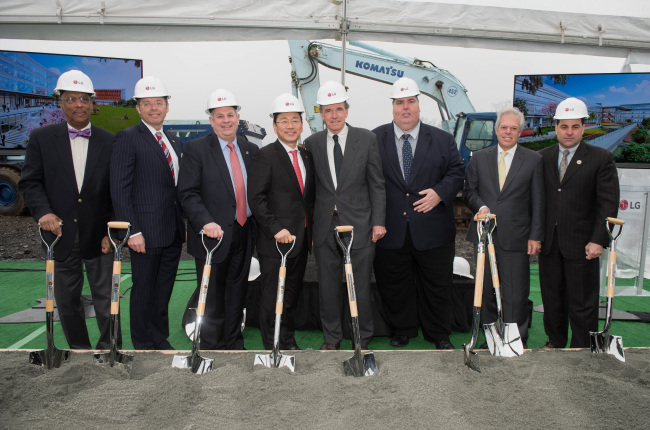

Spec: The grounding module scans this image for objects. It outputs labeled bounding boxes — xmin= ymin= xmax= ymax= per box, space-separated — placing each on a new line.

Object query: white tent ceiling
xmin=1 ymin=0 xmax=649 ymax=63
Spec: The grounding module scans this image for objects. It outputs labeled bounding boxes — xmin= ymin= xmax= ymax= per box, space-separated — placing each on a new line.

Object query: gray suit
xmin=304 ymin=125 xmax=385 ymax=346
xmin=463 ymin=144 xmax=544 ymax=342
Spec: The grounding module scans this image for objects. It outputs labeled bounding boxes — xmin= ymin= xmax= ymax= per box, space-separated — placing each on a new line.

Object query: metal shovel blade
xmin=29 ymin=348 xmax=70 ymax=369
xmin=590 ymin=331 xmax=625 ymax=363
xmin=343 ymin=351 xmax=379 ymax=377
xmin=172 ymin=353 xmax=214 ymax=374
xmin=463 ymin=344 xmax=480 ymax=373
xmin=484 ymin=322 xmax=523 ymax=357
xmin=93 ymin=350 xmax=133 ymax=370
xmin=254 ymin=352 xmax=296 ymax=372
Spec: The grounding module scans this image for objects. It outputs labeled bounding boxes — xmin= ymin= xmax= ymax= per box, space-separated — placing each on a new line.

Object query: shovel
xmin=483 ymin=214 xmax=524 ymax=357
xmin=590 ymin=217 xmax=625 ymax=362
xmin=29 ymin=222 xmax=71 ymax=369
xmin=254 ymin=237 xmax=297 ymax=372
xmin=172 ymin=231 xmax=222 ymax=374
xmin=463 ymin=215 xmax=489 ymax=373
xmin=334 ymin=226 xmax=379 ymax=377
xmin=93 ymin=222 xmax=134 ymax=369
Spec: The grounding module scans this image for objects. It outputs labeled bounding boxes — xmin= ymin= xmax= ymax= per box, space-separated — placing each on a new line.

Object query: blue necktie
xmin=402 ymin=133 xmax=413 ymax=182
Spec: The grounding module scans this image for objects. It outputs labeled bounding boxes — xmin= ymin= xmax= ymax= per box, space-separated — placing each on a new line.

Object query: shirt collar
xmin=393 ymin=121 xmax=421 ymax=141
xmin=141 ymin=120 xmax=163 ymax=136
xmin=327 ymin=124 xmax=348 ymax=140
xmin=67 ymin=123 xmax=91 ymax=132
xmin=498 ymin=144 xmax=518 ymax=156
xmin=278 ymin=139 xmax=299 ymax=153
xmin=559 ymin=142 xmax=580 ymax=155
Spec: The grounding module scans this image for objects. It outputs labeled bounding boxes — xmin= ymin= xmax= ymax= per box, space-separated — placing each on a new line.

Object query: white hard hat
xmin=391 ymin=77 xmax=420 ymax=99
xmin=270 ymin=93 xmax=304 ymax=118
xmin=554 ymin=97 xmax=589 ymax=120
xmin=133 ymin=76 xmax=170 ymax=100
xmin=316 ymin=81 xmax=348 ymax=105
xmin=53 ymin=70 xmax=95 ymax=97
xmin=453 ymin=257 xmax=474 ymax=279
xmin=206 ymin=89 xmax=240 ymax=114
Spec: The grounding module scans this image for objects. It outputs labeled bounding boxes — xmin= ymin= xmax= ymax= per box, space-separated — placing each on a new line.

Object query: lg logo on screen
xmin=619 ymin=200 xmax=641 ymax=210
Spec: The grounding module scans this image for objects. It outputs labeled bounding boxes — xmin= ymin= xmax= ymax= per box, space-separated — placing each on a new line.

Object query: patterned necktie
xmin=403 ymin=134 xmax=413 ymax=182
xmin=227 ymin=142 xmax=247 ymax=226
xmin=290 ymin=149 xmax=307 ymax=227
xmin=333 ymin=134 xmax=343 ymax=181
xmin=498 ymin=151 xmax=508 ymax=190
xmin=559 ymin=149 xmax=569 ymax=182
xmin=155 ymin=132 xmax=175 ymax=179
xmin=69 ymin=128 xmax=91 ymax=139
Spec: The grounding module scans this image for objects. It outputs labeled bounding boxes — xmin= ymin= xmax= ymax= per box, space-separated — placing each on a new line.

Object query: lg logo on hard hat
xmin=565 ymin=107 xmax=573 ymax=112
xmin=73 ymin=80 xmax=78 ymax=84
xmin=328 ymin=92 xmax=335 ymax=97
xmin=218 ymin=97 xmax=227 ymax=101
xmin=146 ymin=86 xmax=155 ymax=91
xmin=401 ymin=87 xmax=407 ymax=92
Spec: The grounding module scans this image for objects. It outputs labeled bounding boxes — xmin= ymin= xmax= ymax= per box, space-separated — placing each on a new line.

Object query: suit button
xmin=73 ymin=218 xmax=78 ymax=223
xmin=406 ymin=193 xmax=410 ymax=197
xmin=403 ymin=212 xmax=407 ymax=216
xmin=77 ymin=198 xmax=82 ymax=203
xmin=558 ymin=188 xmax=561 ymax=192
xmin=497 ymin=200 xmax=501 ymax=204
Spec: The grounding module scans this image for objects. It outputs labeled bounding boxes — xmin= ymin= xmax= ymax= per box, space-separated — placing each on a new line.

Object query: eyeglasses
xmin=62 ymin=96 xmax=91 ymax=104
xmin=276 ymin=119 xmax=302 ymax=126
xmin=139 ymin=101 xmax=166 ymax=109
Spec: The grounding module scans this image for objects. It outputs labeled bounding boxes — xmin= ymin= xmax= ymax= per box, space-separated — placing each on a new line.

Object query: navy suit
xmin=247 ymin=140 xmax=315 ymax=349
xmin=463 ymin=144 xmax=544 ymax=343
xmin=373 ymin=122 xmax=465 ymax=344
xmin=110 ymin=121 xmax=185 ymax=350
xmin=178 ymin=133 xmax=258 ymax=350
xmin=539 ymin=141 xmax=619 ymax=348
xmin=20 ymin=122 xmax=116 ymax=349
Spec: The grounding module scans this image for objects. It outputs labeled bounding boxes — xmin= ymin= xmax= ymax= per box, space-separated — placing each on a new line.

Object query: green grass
xmin=89 ymin=105 xmax=140 ymax=133
xmin=2 ymin=261 xmax=650 ymax=351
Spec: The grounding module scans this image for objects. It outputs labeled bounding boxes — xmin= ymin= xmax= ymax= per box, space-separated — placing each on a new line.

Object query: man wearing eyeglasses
xmin=110 ymin=76 xmax=185 ymax=350
xmin=247 ymin=94 xmax=315 ymax=350
xmin=20 ymin=70 xmax=117 ymax=350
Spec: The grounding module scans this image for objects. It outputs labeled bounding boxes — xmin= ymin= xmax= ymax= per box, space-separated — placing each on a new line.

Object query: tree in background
xmin=519 ymin=75 xmax=569 ymax=96
xmin=513 ymin=97 xmax=528 ymax=116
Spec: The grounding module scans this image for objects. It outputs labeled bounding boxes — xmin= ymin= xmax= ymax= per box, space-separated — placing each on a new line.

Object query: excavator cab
xmin=454 ymin=112 xmax=497 ymax=169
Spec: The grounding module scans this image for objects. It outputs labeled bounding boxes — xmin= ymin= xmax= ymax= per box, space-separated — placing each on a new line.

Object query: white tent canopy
xmin=1 ymin=0 xmax=649 ymax=62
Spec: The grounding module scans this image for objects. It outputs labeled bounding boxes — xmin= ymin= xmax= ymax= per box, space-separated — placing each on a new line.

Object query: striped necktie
xmin=155 ymin=132 xmax=175 ymax=179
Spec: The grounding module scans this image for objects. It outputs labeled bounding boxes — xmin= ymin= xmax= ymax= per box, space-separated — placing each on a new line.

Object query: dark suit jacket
xmin=177 ymin=133 xmax=258 ymax=263
xmin=110 ymin=121 xmax=185 ymax=248
xmin=247 ymin=140 xmax=315 ymax=257
xmin=373 ymin=122 xmax=465 ymax=250
xmin=304 ymin=125 xmax=386 ymax=249
xmin=539 ymin=142 xmax=619 ymax=260
xmin=463 ymin=144 xmax=545 ymax=251
xmin=20 ymin=122 xmax=114 ymax=260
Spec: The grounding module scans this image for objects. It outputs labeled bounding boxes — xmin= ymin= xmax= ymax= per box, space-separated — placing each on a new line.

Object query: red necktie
xmin=227 ymin=142 xmax=247 ymax=226
xmin=155 ymin=132 xmax=175 ymax=180
xmin=290 ymin=149 xmax=307 ymax=227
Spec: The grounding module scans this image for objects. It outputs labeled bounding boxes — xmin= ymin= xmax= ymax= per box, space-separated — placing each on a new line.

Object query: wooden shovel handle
xmin=477 ymin=214 xmax=496 ymax=221
xmin=336 ymin=225 xmax=353 ymax=232
xmin=108 ymin=221 xmax=131 ymax=229
xmin=607 ymin=217 xmax=624 ymax=226
xmin=473 ymin=253 xmax=485 ymax=307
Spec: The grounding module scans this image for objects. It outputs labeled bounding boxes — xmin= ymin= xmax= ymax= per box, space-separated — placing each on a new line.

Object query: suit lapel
xmin=384 ymin=125 xmax=405 ymax=185
xmin=138 ymin=122 xmax=169 ymax=167
xmin=80 ymin=125 xmax=104 ymax=193
xmin=164 ymin=130 xmax=183 ymax=159
xmin=315 ymin=131 xmax=335 ymax=192
xmin=501 ymin=147 xmax=525 ymax=193
xmin=209 ymin=134 xmax=235 ymax=199
xmin=274 ymin=140 xmax=303 ymax=195
xmin=546 ymin=145 xmax=560 ymax=186
xmin=299 ymin=145 xmax=312 ymax=197
xmin=487 ymin=146 xmax=500 ymax=193
xmin=408 ymin=125 xmax=429 ymax=183
xmin=561 ymin=142 xmax=587 ymax=185
xmin=53 ymin=124 xmax=79 ymax=194
xmin=338 ymin=126 xmax=359 ymax=188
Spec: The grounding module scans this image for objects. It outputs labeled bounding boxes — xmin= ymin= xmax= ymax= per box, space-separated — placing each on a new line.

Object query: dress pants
xmin=539 ymin=228 xmax=600 ymax=348
xmin=314 ymin=215 xmax=375 ymax=347
xmin=53 ymin=235 xmax=117 ymax=349
xmin=374 ymin=225 xmax=454 ymax=344
xmin=258 ymin=236 xmax=307 ymax=349
xmin=477 ymin=233 xmax=531 ymax=343
xmin=197 ymin=218 xmax=253 ymax=350
xmin=129 ymin=235 xmax=182 ymax=350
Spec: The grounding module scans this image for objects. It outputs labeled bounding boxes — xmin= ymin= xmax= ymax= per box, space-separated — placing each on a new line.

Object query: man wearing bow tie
xmin=111 ymin=76 xmax=185 ymax=350
xmin=20 ymin=70 xmax=117 ymax=350
xmin=177 ymin=89 xmax=258 ymax=350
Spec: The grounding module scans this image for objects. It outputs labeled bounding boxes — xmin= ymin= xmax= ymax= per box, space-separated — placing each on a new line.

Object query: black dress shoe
xmin=282 ymin=342 xmax=300 ymax=351
xmin=390 ymin=335 xmax=409 ymax=347
xmin=319 ymin=342 xmax=340 ymax=351
xmin=478 ymin=342 xmax=488 ymax=350
xmin=434 ymin=339 xmax=455 ymax=350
